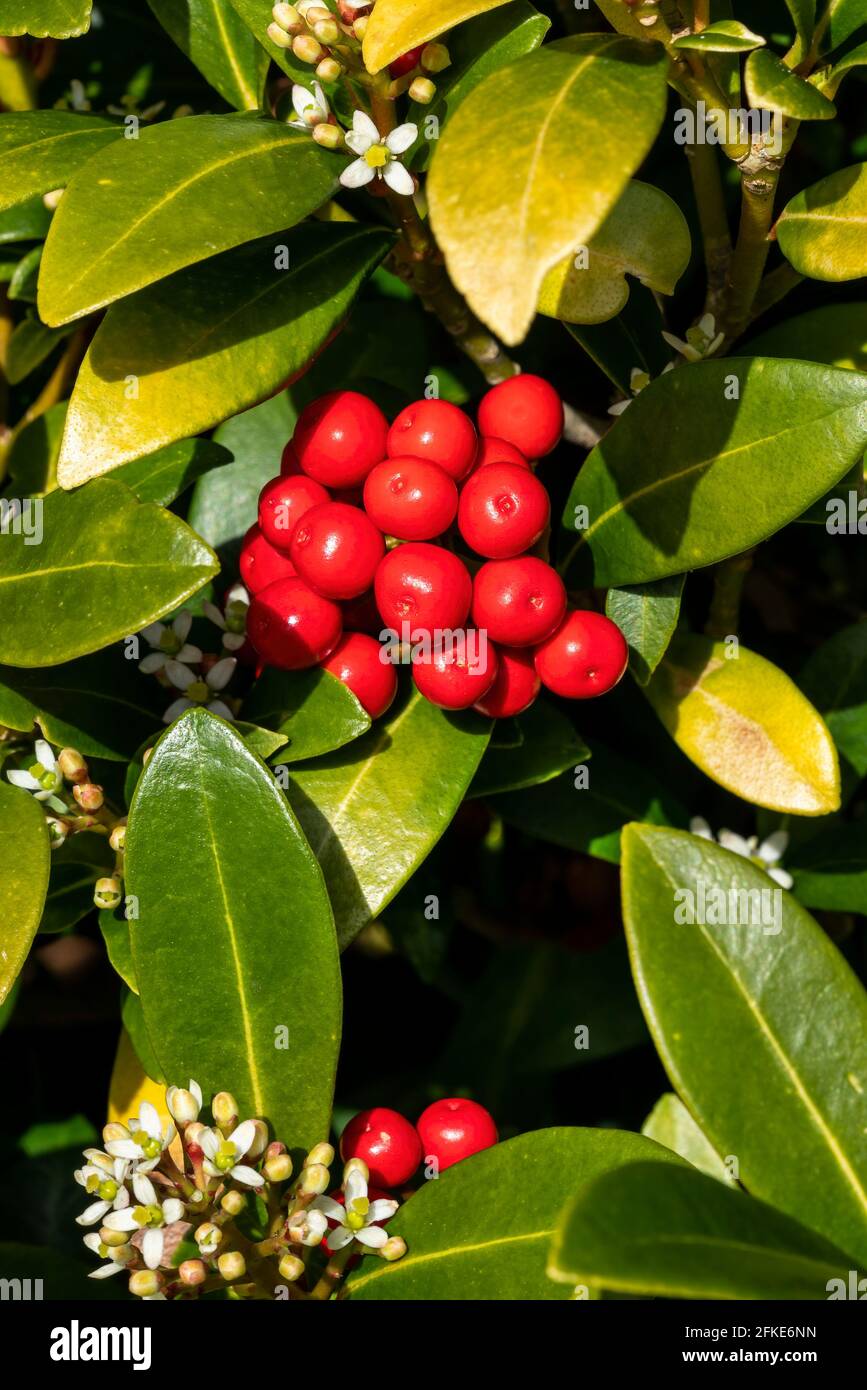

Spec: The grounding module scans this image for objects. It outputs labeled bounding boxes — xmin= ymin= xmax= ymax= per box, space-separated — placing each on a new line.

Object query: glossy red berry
xmin=389 ymin=44 xmax=424 ymax=77
xmin=363 ymin=457 xmax=458 ymax=541
xmin=534 ymin=610 xmax=628 ymax=699
xmin=387 ymin=399 xmax=477 ymax=481
xmin=293 ymin=390 xmax=389 ymax=488
xmin=280 ymin=440 xmax=303 ymax=476
xmin=416 ymin=1098 xmax=498 ymax=1171
xmin=458 ymin=462 xmax=550 ymax=560
xmin=413 ymin=632 xmax=498 ymax=710
xmin=258 ymin=474 xmax=329 ymax=554
xmin=473 ymin=435 xmax=530 ymax=470
xmin=239 ymin=523 xmax=297 ymax=595
xmin=375 ymin=542 xmax=472 ymax=635
xmin=320 ymin=632 xmax=398 ymax=719
xmin=340 ymin=1108 xmax=423 ymax=1188
xmin=474 ymin=645 xmax=540 ymax=718
xmin=290 ymin=501 xmax=385 ymax=600
xmin=471 ymin=556 xmax=566 ymax=647
xmin=247 ymin=576 xmax=342 ymax=670
xmin=477 ymin=375 xmax=564 ymax=459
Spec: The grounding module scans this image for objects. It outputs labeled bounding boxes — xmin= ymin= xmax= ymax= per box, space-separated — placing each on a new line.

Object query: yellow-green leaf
xmin=644 ymin=633 xmax=840 ymax=815
xmin=146 ymin=0 xmax=267 ymax=111
xmin=0 ymin=781 xmax=50 ymax=1004
xmin=671 ymin=20 xmax=765 ymax=52
xmin=538 ymin=180 xmax=690 ymax=325
xmin=745 ymin=48 xmax=835 ymax=119
xmin=362 ymin=0 xmax=515 ymax=74
xmin=427 ymin=36 xmax=668 ymax=345
xmin=0 ymin=1 xmax=91 ymax=38
xmin=777 ymin=162 xmax=867 ymax=281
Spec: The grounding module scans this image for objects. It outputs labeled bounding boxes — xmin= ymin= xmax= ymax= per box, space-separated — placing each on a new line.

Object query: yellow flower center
xmin=364 ymin=143 xmax=388 ymax=169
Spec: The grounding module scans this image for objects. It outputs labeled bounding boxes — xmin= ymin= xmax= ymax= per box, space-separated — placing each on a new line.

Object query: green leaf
xmin=286 ymin=684 xmax=490 ymax=949
xmin=0 ymin=112 xmax=121 ymax=214
xmin=549 ymin=1161 xmax=854 ymax=1299
xmin=622 ymin=823 xmax=867 ymax=1263
xmin=0 ymin=781 xmax=50 ymax=1005
xmin=492 ymin=741 xmax=686 ymax=862
xmin=5 ymin=314 xmax=70 ymax=385
xmin=0 ymin=652 xmax=164 ymax=760
xmin=7 ymin=244 xmax=41 ymax=300
xmin=825 ymin=0 xmax=867 ymax=50
xmin=56 ymin=223 xmax=392 ymax=486
xmin=0 ymin=192 xmax=50 ymax=243
xmin=5 ymin=399 xmax=66 ymax=495
xmin=645 ymin=633 xmax=840 ymax=815
xmin=121 ymin=989 xmax=165 ymax=1083
xmin=777 ymin=163 xmax=867 ymax=281
xmin=244 ymin=667 xmax=371 ymax=762
xmin=362 ymin=0 xmax=516 ymax=73
xmin=566 ymin=282 xmax=670 ymax=395
xmin=233 ymin=721 xmax=289 ymax=761
xmin=642 ymin=1093 xmax=734 ymax=1183
xmin=560 ymin=358 xmax=867 ymax=587
xmin=38 ymin=115 xmax=342 ymax=326
xmin=538 ymin=181 xmax=690 ymax=325
xmin=605 ymin=576 xmax=684 ymax=685
xmin=40 ymin=858 xmax=105 ymax=936
xmin=782 ymin=0 xmax=816 ymax=61
xmin=345 ymin=1127 xmax=682 ymax=1299
xmin=745 ymin=48 xmax=835 ymax=118
xmin=0 ymin=478 xmax=218 ymax=668
xmin=469 ymin=698 xmax=588 ymax=796
xmin=127 ymin=709 xmax=341 ymax=1151
xmin=226 ymin=0 xmax=316 ymax=81
xmin=671 ymin=20 xmax=766 ymax=51
xmin=99 ymin=906 xmax=138 ymax=993
xmin=747 ymin=302 xmax=867 ymax=370
xmin=788 ymin=821 xmax=867 ymax=914
xmin=0 ymin=2 xmax=92 ymax=38
xmin=146 ymin=0 xmax=267 ymax=110
xmin=427 ymin=36 xmax=668 ymax=345
xmin=825 ymin=39 xmax=867 ymax=96
xmin=111 ymin=438 xmax=233 ymax=507
xmin=798 ymin=621 xmax=867 ymax=784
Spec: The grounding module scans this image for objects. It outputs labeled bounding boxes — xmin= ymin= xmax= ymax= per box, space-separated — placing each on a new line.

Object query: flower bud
xmin=185 ymin=1121 xmax=206 ymax=1148
xmin=287 ymin=1208 xmax=327 ymax=1246
xmin=267 ymin=20 xmax=295 ymax=48
xmin=246 ymin=1119 xmax=269 ymax=1159
xmin=315 ymin=56 xmax=342 ymax=82
xmin=278 ymin=1252 xmax=305 ymax=1282
xmin=129 ymin=1270 xmax=162 ymax=1298
xmin=306 ymin=1141 xmax=334 ymax=1168
xmin=353 ymin=15 xmax=369 ymax=38
xmin=299 ymin=1162 xmax=330 ymax=1195
xmin=312 ymin=122 xmax=342 ymax=149
xmin=218 ymin=1251 xmax=246 ymax=1281
xmin=313 ymin=17 xmax=339 ymax=43
xmin=212 ymin=1091 xmax=238 ymax=1130
xmin=293 ymin=33 xmax=322 ymax=63
xmin=272 ymin=1 xmax=302 ymax=31
xmin=43 ymin=187 xmax=64 ymax=210
xmin=179 ymin=1259 xmax=207 ymax=1286
xmin=47 ymin=817 xmax=68 ymax=849
xmin=166 ymin=1085 xmax=201 ymax=1126
xmin=99 ymin=1226 xmax=130 ymax=1248
xmin=305 ymin=3 xmax=331 ymax=19
xmin=195 ymin=1222 xmax=222 ymax=1254
xmin=343 ymin=1156 xmax=369 ymax=1183
xmin=103 ymin=1122 xmax=129 ymax=1144
xmin=380 ymin=1235 xmax=407 ymax=1262
xmin=264 ymin=1153 xmax=293 ymax=1183
xmin=57 ymin=748 xmax=89 ymax=783
xmin=421 ymin=42 xmax=450 ymax=73
xmin=94 ymin=877 xmax=122 ymax=910
xmin=74 ymin=782 xmax=104 ymax=811
xmin=109 ymin=820 xmax=127 ymax=852
xmin=221 ymin=1189 xmax=247 ymax=1216
xmin=408 ymin=76 xmax=436 ymax=104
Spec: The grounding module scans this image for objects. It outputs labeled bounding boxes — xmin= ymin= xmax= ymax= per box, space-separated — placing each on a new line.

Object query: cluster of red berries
xmin=340 ymin=1098 xmax=498 ymax=1188
xmin=241 ymin=377 xmax=629 ymax=720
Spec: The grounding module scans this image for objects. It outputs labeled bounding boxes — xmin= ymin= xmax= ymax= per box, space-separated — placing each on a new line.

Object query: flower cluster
xmin=690 ymin=817 xmax=793 ymax=889
xmin=75 ymin=1082 xmax=406 ymax=1300
xmin=136 ymin=585 xmax=251 ymax=725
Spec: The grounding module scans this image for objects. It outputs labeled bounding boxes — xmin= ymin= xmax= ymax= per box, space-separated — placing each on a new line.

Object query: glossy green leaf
xmin=57 ymin=223 xmax=392 ymax=485
xmin=0 ymin=478 xmax=218 ymax=668
xmin=642 ymin=1093 xmax=733 ymax=1183
xmin=0 ymin=781 xmax=50 ymax=1004
xmin=147 ymin=0 xmax=267 ymax=110
xmin=127 ymin=709 xmax=341 ymax=1150
xmin=671 ymin=20 xmax=765 ymax=51
xmin=825 ymin=39 xmax=867 ymax=96
xmin=121 ymin=989 xmax=165 ymax=1084
xmin=566 ymin=282 xmax=669 ymax=395
xmin=0 ymin=193 xmax=50 ymax=243
xmin=645 ymin=633 xmax=840 ymax=814
xmin=798 ymin=621 xmax=867 ymax=785
xmin=0 ymin=1 xmax=92 ymax=38
xmin=538 ymin=181 xmax=690 ymax=325
xmin=346 ymin=1127 xmax=682 ymax=1299
xmin=245 ymin=667 xmax=371 ymax=763
xmin=825 ymin=0 xmax=867 ymax=50
xmin=5 ymin=314 xmax=70 ymax=385
xmin=123 ymin=722 xmax=289 ymax=806
xmin=362 ymin=0 xmax=515 ymax=73
xmin=782 ymin=0 xmax=816 ymax=61
xmin=40 ymin=839 xmax=111 ymax=935
xmin=560 ymin=358 xmax=867 ymax=587
xmin=5 ymin=400 xmax=66 ymax=495
xmin=788 ymin=822 xmax=867 ymax=914
xmin=226 ymin=0 xmax=315 ymax=81
xmin=7 ymin=244 xmax=41 ymax=300
xmin=111 ymin=438 xmax=233 ymax=507
xmin=605 ymin=576 xmax=684 ymax=685
xmin=549 ymin=1161 xmax=854 ymax=1299
xmin=469 ymin=698 xmax=588 ymax=797
xmin=745 ymin=48 xmax=835 ymax=118
xmin=38 ymin=115 xmax=342 ymax=326
xmin=99 ymin=907 xmax=138 ymax=993
xmin=287 ymin=684 xmax=490 ymax=948
xmin=622 ymin=823 xmax=867 ymax=1263
xmin=0 ymin=112 xmax=120 ymax=214
xmin=777 ymin=163 xmax=867 ymax=281
xmin=747 ymin=302 xmax=867 ymax=370
xmin=427 ymin=36 xmax=668 ymax=345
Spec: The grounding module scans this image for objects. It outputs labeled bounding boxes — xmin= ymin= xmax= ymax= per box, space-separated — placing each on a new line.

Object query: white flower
xmin=139 ymin=611 xmax=202 ymax=675
xmin=288 ymin=80 xmax=330 ymax=131
xmin=165 ymin=1079 xmax=203 ymax=1126
xmin=662 ymin=312 xmax=724 ymax=364
xmin=203 ymin=585 xmax=249 ymax=654
xmin=162 ymin=656 xmax=237 ymax=724
xmin=287 ymin=1207 xmax=329 ymax=1246
xmin=74 ymin=1155 xmax=131 ymax=1226
xmin=340 ymin=112 xmax=417 ymax=196
xmin=105 ymin=1100 xmax=176 ymax=1172
xmin=689 ymin=817 xmax=793 ymax=889
xmin=311 ymin=1168 xmax=397 ymax=1251
xmin=6 ymin=738 xmax=67 ymax=812
xmin=103 ymin=1173 xmax=185 ymax=1270
xmin=199 ymin=1120 xmax=265 ymax=1187
xmin=82 ymin=1232 xmax=135 ymax=1279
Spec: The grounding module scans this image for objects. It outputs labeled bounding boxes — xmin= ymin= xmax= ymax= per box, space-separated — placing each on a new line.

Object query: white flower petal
xmin=7 ymin=770 xmax=40 ymax=790
xmin=355 ymin=1224 xmax=388 ymax=1248
xmin=34 ymin=739 xmax=56 ymax=770
xmin=138 ymin=652 xmax=167 ymax=675
xmin=352 ymin=110 xmax=379 ymax=146
xmin=139 ymin=1101 xmax=163 ymax=1141
xmin=758 ymin=830 xmax=789 ymax=864
xmin=176 ymin=644 xmax=203 ymax=665
xmin=103 ymin=1209 xmax=139 ymax=1232
xmin=162 ymin=1198 xmax=185 ymax=1224
xmin=222 ymin=633 xmax=246 ymax=652
xmin=340 ymin=157 xmax=375 ymax=188
xmin=165 ymin=660 xmax=195 ymax=692
xmin=382 ymin=160 xmax=414 ymax=196
xmin=142 ymin=1229 xmax=164 ymax=1271
xmin=769 ymin=867 xmax=794 ymax=890
xmin=310 ymin=1196 xmax=344 ymax=1222
xmin=82 ymin=1232 xmax=103 ymax=1254
xmin=133 ymin=1173 xmax=157 ymax=1206
xmin=207 ymin=656 xmax=237 ymax=692
xmin=141 ymin=622 xmax=165 ymax=646
xmin=163 ymin=697 xmax=193 ymax=724
xmin=199 ymin=1128 xmax=220 ymax=1161
xmin=203 ymin=602 xmax=226 ymax=629
xmin=89 ymin=1262 xmax=124 ymax=1279
xmin=344 ymin=1169 xmax=368 ymax=1205
xmin=689 ymin=817 xmax=713 ymax=839
xmin=717 ymin=830 xmax=751 ymax=858
xmin=190 ymin=1079 xmax=203 ymax=1107
xmin=206 ymin=699 xmax=235 ymax=722
xmin=385 ymin=122 xmax=417 ymax=155
xmin=76 ymin=1200 xmax=110 ymax=1227
xmin=173 ymin=611 xmax=193 ymax=642
xmin=227 ymin=584 xmax=249 ymax=606
xmin=368 ymin=1199 xmax=398 ymax=1222
xmin=230 ymin=1163 xmax=265 ymax=1187
xmin=105 ymin=1140 xmax=142 ymax=1160
xmin=326 ymin=1225 xmax=354 ymax=1250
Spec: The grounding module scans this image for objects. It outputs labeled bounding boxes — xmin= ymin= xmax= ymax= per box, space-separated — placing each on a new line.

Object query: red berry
xmin=416 ymin=1098 xmax=498 ymax=1171
xmin=477 ymin=375 xmax=564 ymax=458
xmin=458 ymin=462 xmax=550 ymax=560
xmin=389 ymin=44 xmax=424 ymax=77
xmin=340 ymin=1108 xmax=423 ymax=1188
xmin=280 ymin=440 xmax=303 ymax=476
xmin=413 ymin=631 xmax=497 ymax=710
xmin=534 ymin=610 xmax=628 ymax=699
xmin=363 ymin=457 xmax=458 ymax=541
xmin=341 ymin=589 xmax=382 ymax=636
xmin=247 ymin=577 xmax=342 ymax=670
xmin=387 ymin=399 xmax=477 ymax=481
xmin=320 ymin=632 xmax=398 ymax=719
xmin=471 ymin=556 xmax=566 ymax=647
xmin=258 ymin=474 xmax=329 ymax=554
xmin=474 ymin=435 xmax=530 ymax=470
xmin=291 ymin=501 xmax=385 ymax=600
xmin=375 ymin=542 xmax=472 ymax=635
xmin=293 ymin=390 xmax=389 ymax=488
xmin=474 ymin=645 xmax=540 ymax=718
xmin=239 ymin=523 xmax=297 ymax=595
